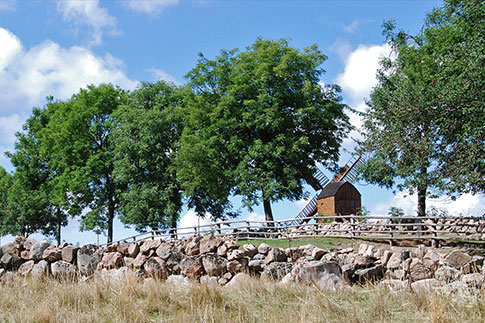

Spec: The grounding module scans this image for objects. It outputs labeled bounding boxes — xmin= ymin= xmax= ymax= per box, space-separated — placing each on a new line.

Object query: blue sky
xmin=0 ymin=0 xmax=483 ymax=245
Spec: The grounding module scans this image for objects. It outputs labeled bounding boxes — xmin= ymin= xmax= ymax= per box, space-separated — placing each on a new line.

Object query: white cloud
xmin=123 ymin=0 xmax=179 ymax=15
xmin=0 ymin=113 xmax=25 ymax=147
xmin=177 ymin=210 xmax=212 ymax=235
xmin=245 ymin=212 xmax=265 ymax=223
xmin=0 ymin=0 xmax=15 ymax=11
xmin=149 ymin=68 xmax=180 ymax=85
xmin=0 ymin=27 xmax=136 ymax=115
xmin=55 ymin=0 xmax=117 ymax=45
xmin=370 ymin=191 xmax=485 ymax=218
xmin=336 ymin=44 xmax=391 ymax=103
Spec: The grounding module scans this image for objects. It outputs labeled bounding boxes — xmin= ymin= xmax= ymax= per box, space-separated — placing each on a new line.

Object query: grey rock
xmin=51 ymin=260 xmax=77 ymax=278
xmin=166 ymin=252 xmax=184 ymax=273
xmin=263 ymin=262 xmax=293 ymax=280
xmin=61 ymin=245 xmax=80 ymax=264
xmin=355 ymin=265 xmax=385 ymax=283
xmin=379 ymin=279 xmax=408 ymax=291
xmin=226 ymin=258 xmax=248 ymax=273
xmin=200 ymin=275 xmax=219 ymax=286
xmin=127 ymin=242 xmax=140 ymax=258
xmin=18 ymin=260 xmax=35 ymax=276
xmin=199 ymin=235 xmax=223 ymax=254
xmin=227 ymin=249 xmax=245 ymax=261
xmin=264 ymin=248 xmax=287 ymax=265
xmin=156 ymin=243 xmax=173 ymax=260
xmin=257 ymin=243 xmax=271 ymax=255
xmin=202 ymin=253 xmax=227 ymax=276
xmin=442 ymin=281 xmax=469 ymax=295
xmin=444 ymin=250 xmax=472 ymax=269
xmin=143 ymin=257 xmax=168 ymax=279
xmin=167 ymin=274 xmax=191 ymax=286
xmin=386 ymin=252 xmax=401 ymax=270
xmin=42 ymin=248 xmax=62 ymax=262
xmin=462 ymin=256 xmax=484 ymax=274
xmin=242 ymin=244 xmax=258 ymax=258
xmin=180 ymin=256 xmax=204 ymax=280
xmin=77 ymin=244 xmax=100 ymax=276
xmin=409 ymin=259 xmax=433 ymax=281
xmin=248 ymin=259 xmax=264 ymax=272
xmin=292 ymin=260 xmax=346 ymax=291
xmin=30 ymin=241 xmax=50 ymax=261
xmin=311 ymin=248 xmax=327 ymax=260
xmin=32 ymin=260 xmax=50 ymax=277
xmin=461 ymin=273 xmax=484 ymax=287
xmin=1 ymin=242 xmax=15 ymax=256
xmin=252 ymin=253 xmax=266 ymax=261
xmin=435 ymin=266 xmax=461 ymax=282
xmin=411 ymin=278 xmax=440 ymax=292
xmin=226 ymin=272 xmax=253 ymax=287
xmin=341 ymin=263 xmax=356 ymax=284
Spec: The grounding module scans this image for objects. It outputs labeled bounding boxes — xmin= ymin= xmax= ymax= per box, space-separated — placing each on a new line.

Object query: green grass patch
xmin=237 ymin=237 xmax=354 ymax=250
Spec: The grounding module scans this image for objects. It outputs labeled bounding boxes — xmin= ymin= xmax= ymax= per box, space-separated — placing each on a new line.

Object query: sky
xmin=0 ymin=0 xmax=483 ymax=245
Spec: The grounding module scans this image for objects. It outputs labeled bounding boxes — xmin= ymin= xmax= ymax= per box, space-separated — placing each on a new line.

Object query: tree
xmin=113 ymin=81 xmax=185 ymax=234
xmin=0 ymin=167 xmax=13 ymax=236
xmin=177 ymin=38 xmax=350 ymax=224
xmin=4 ymin=104 xmax=69 ymax=242
xmin=357 ymin=0 xmax=484 ymax=217
xmin=43 ymin=84 xmax=126 ymax=243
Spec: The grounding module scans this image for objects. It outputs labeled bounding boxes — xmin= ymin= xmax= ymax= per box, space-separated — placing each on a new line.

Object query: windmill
xmin=289 ymin=155 xmax=365 ymax=226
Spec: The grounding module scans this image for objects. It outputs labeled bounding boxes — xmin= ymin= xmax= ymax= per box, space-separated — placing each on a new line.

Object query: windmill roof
xmin=317 ymin=181 xmax=347 ymax=199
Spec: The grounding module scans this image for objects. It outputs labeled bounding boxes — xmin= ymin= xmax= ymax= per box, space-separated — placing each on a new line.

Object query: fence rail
xmin=103 ymin=214 xmax=485 ymax=246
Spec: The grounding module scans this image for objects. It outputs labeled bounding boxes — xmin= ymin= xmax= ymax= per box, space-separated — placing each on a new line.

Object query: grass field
xmin=236 ymin=237 xmax=354 ymax=250
xmin=0 ymin=275 xmax=483 ymax=323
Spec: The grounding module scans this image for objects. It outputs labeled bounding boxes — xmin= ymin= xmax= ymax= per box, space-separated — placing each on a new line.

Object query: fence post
xmin=350 ymin=215 xmax=355 ymax=238
xmin=217 ymin=223 xmax=222 ymax=236
xmin=246 ymin=221 xmax=250 ymax=239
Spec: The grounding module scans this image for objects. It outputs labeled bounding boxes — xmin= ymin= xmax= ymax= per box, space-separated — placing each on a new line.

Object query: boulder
xmin=264 ymin=248 xmax=287 ymax=265
xmin=31 ymin=260 xmax=50 ymax=277
xmin=166 ymin=252 xmax=184 ymax=273
xmin=353 ymin=255 xmax=373 ymax=268
xmin=341 ymin=263 xmax=356 ymax=284
xmin=156 ymin=243 xmax=173 ymax=260
xmin=132 ymin=253 xmax=147 ymax=269
xmin=13 ymin=236 xmax=26 ymax=250
xmin=23 ymin=238 xmax=37 ymax=251
xmin=200 ymin=275 xmax=219 ymax=286
xmin=127 ymin=242 xmax=140 ymax=258
xmin=462 ymin=256 xmax=484 ymax=274
xmin=263 ymin=262 xmax=293 ymax=280
xmin=180 ymin=256 xmax=204 ymax=280
xmin=199 ymin=235 xmax=222 ymax=254
xmin=411 ymin=278 xmax=440 ymax=293
xmin=461 ymin=273 xmax=484 ymax=287
xmin=116 ymin=242 xmax=130 ymax=255
xmin=311 ymin=248 xmax=327 ymax=260
xmin=386 ymin=253 xmax=401 ymax=270
xmin=61 ymin=245 xmax=80 ymax=264
xmin=167 ymin=274 xmax=190 ymax=286
xmin=185 ymin=240 xmax=200 ymax=256
xmin=17 ymin=260 xmax=35 ymax=276
xmin=257 ymin=243 xmax=271 ymax=255
xmin=1 ymin=253 xmax=22 ymax=270
xmin=1 ymin=242 xmax=15 ymax=256
xmin=379 ymin=279 xmax=408 ymax=291
xmin=42 ymin=248 xmax=62 ymax=262
xmin=143 ymin=257 xmax=168 ymax=279
xmin=226 ymin=258 xmax=248 ymax=273
xmin=77 ymin=244 xmax=100 ymax=276
xmin=435 ymin=266 xmax=461 ymax=282
xmin=409 ymin=259 xmax=433 ymax=281
xmin=30 ymin=241 xmax=50 ymax=261
xmin=20 ymin=250 xmax=31 ymax=261
xmin=51 ymin=261 xmax=77 ymax=278
xmin=423 ymin=250 xmax=440 ymax=267
xmin=227 ymin=249 xmax=245 ymax=261
xmin=364 ymin=245 xmax=382 ymax=259
xmin=292 ymin=260 xmax=346 ymax=290
xmin=140 ymin=238 xmax=163 ymax=255
xmin=242 ymin=244 xmax=258 ymax=258
xmin=299 ymin=244 xmax=316 ymax=257
xmin=354 ymin=265 xmax=385 ymax=283
xmin=202 ymin=253 xmax=227 ymax=276
xmin=248 ymin=259 xmax=264 ymax=272
xmin=226 ymin=272 xmax=253 ymax=287
xmin=101 ymin=252 xmax=124 ymax=269
xmin=444 ymin=250 xmax=472 ymax=269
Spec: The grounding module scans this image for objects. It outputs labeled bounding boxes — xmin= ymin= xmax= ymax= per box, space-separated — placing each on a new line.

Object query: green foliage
xmin=357 ymin=0 xmax=484 ymax=216
xmin=113 ymin=81 xmax=185 ymax=232
xmin=177 ymin=37 xmax=350 ymax=221
xmin=387 ymin=207 xmax=405 ymax=218
xmin=42 ymin=84 xmax=127 ymax=242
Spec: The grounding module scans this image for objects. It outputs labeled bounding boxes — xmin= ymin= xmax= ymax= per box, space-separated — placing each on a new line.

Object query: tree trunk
xmin=171 ymin=214 xmax=177 ymax=239
xmin=417 ymin=166 xmax=427 ymax=217
xmin=107 ymin=202 xmax=114 ymax=244
xmin=56 ymin=207 xmax=62 ymax=247
xmin=261 ymin=186 xmax=274 ymax=227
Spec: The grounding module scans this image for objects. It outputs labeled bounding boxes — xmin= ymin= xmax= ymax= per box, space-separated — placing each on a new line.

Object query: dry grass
xmin=0 ymin=275 xmax=484 ymax=323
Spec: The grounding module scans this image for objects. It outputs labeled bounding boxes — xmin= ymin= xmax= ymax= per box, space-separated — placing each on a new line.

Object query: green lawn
xmin=237 ymin=237 xmax=354 ymax=250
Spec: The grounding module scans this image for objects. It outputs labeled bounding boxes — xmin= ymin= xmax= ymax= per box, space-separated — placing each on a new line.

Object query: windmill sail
xmin=292 ymin=156 xmax=365 ymax=226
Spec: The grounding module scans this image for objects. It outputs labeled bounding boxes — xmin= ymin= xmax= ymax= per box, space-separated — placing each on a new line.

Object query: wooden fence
xmin=103 ymin=215 xmax=485 ymax=246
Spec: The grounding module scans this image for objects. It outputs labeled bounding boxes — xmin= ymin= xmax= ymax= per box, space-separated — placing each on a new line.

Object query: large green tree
xmin=113 ymin=81 xmax=185 ymax=234
xmin=357 ymin=0 xmax=484 ymax=217
xmin=0 ymin=167 xmax=13 ymax=236
xmin=43 ymin=84 xmax=126 ymax=243
xmin=177 ymin=38 xmax=350 ymax=223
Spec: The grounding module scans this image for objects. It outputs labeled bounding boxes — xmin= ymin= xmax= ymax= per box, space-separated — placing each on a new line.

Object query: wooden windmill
xmin=290 ymin=155 xmax=364 ymax=226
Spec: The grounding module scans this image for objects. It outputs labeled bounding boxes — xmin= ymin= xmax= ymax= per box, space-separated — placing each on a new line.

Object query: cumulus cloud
xmin=123 ymin=0 xmax=179 ymax=15
xmin=0 ymin=0 xmax=15 ymax=11
xmin=177 ymin=210 xmax=212 ymax=235
xmin=370 ymin=191 xmax=485 ymax=218
xmin=0 ymin=27 xmax=136 ymax=115
xmin=336 ymin=44 xmax=391 ymax=104
xmin=55 ymin=0 xmax=117 ymax=45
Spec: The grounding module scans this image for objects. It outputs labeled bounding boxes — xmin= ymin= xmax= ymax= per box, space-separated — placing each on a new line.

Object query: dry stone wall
xmin=1 ymin=235 xmax=484 ymax=293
